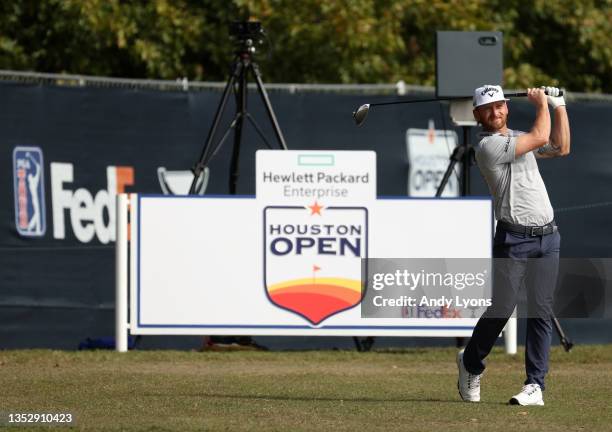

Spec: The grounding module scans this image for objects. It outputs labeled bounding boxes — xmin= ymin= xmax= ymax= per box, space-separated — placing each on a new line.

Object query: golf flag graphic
xmin=264 ymin=203 xmax=368 ymax=325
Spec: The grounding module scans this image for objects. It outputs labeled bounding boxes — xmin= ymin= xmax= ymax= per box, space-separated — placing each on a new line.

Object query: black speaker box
xmin=436 ymin=31 xmax=503 ymax=98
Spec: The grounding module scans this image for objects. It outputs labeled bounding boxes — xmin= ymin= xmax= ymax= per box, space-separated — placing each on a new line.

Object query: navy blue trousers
xmin=463 ymin=224 xmax=561 ymax=391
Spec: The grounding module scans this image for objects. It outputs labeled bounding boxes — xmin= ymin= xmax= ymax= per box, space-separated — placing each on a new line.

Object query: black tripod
xmin=191 ymin=38 xmax=287 ymax=351
xmin=189 ymin=41 xmax=288 ymax=195
xmin=435 ymin=122 xmax=573 ymax=352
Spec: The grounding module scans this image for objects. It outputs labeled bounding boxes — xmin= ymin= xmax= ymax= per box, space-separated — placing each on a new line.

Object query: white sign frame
xmin=120 ymin=194 xmax=496 ymax=338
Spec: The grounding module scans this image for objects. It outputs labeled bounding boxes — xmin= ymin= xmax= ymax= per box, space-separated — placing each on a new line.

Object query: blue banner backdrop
xmin=1 ymin=81 xmax=611 ymax=348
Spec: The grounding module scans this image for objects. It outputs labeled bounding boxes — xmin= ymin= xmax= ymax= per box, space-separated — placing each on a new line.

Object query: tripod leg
xmin=189 ymin=61 xmax=241 ymax=194
xmin=208 ymin=115 xmax=242 ymax=161
xmin=245 ymin=113 xmax=274 ymax=149
xmin=435 ymin=146 xmax=465 ymax=197
xmin=250 ymin=62 xmax=288 ymax=150
xmin=229 ymin=61 xmax=247 ymax=194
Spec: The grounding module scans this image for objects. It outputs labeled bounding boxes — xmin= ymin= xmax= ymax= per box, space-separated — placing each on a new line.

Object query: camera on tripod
xmin=230 ymin=21 xmax=264 ymax=48
xmin=188 ymin=19 xmax=286 ymax=196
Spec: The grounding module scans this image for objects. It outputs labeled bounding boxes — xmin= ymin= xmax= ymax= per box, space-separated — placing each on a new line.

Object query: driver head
xmin=353 ymin=104 xmax=370 ymax=126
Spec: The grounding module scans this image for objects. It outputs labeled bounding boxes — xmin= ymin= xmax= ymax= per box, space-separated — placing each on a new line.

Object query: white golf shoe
xmin=509 ymin=384 xmax=544 ymax=406
xmin=456 ymin=349 xmax=482 ymax=402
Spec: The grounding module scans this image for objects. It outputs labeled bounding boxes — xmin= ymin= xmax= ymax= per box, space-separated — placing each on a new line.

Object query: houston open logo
xmin=263 ymin=201 xmax=368 ymax=325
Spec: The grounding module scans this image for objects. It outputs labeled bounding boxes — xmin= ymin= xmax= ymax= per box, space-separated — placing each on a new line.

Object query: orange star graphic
xmin=308 ymin=201 xmax=323 ymax=215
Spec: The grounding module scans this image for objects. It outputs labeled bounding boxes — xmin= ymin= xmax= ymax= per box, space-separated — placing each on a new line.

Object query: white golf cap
xmin=473 ymin=85 xmax=510 ymax=108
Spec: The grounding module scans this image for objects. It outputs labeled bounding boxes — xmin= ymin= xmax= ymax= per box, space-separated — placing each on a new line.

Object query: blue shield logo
xmin=263 ymin=203 xmax=368 ymax=325
xmin=13 ymin=146 xmax=46 ymax=237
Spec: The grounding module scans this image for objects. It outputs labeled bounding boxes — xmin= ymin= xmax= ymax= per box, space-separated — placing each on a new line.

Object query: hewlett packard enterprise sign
xmin=256 ymin=150 xmax=376 ymax=204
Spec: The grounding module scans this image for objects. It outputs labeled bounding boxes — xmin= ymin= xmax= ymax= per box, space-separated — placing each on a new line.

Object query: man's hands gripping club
xmin=517 ymin=86 xmax=569 ymax=158
xmin=542 ymin=86 xmax=566 ymax=109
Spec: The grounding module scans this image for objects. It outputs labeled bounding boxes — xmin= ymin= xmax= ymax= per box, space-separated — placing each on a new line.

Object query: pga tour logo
xmin=13 ymin=146 xmax=46 ymax=237
xmin=263 ymin=202 xmax=368 ymax=325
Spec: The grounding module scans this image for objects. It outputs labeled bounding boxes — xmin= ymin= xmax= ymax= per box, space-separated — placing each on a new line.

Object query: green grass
xmin=1 ymin=346 xmax=612 ymax=431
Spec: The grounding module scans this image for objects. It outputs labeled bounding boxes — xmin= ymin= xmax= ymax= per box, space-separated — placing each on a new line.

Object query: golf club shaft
xmin=352 ymin=89 xmax=564 ymax=126
xmin=367 ymin=90 xmax=564 ymax=108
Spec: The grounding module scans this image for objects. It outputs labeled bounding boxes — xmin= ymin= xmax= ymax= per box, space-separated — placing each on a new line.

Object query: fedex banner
xmin=10 ymin=146 xmax=135 ymax=244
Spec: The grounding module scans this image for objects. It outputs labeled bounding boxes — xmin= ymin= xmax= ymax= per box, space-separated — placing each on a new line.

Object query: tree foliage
xmin=0 ymin=0 xmax=610 ymax=92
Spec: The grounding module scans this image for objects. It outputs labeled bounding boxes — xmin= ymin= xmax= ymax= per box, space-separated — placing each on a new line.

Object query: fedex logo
xmin=51 ymin=163 xmax=134 ymax=244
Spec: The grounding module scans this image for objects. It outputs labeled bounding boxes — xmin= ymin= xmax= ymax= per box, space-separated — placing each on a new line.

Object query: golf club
xmin=352 ymin=89 xmax=564 ymax=126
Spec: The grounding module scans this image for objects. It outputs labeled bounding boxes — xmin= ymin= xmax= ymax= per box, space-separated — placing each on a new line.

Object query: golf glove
xmin=543 ymin=86 xmax=565 ymax=109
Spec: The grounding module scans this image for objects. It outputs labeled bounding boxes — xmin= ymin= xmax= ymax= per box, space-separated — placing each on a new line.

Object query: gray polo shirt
xmin=475 ymin=129 xmax=554 ymax=226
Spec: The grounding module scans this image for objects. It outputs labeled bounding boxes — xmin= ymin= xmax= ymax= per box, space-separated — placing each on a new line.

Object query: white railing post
xmin=504 ymin=308 xmax=517 ymax=355
xmin=115 ymin=193 xmax=129 ymax=352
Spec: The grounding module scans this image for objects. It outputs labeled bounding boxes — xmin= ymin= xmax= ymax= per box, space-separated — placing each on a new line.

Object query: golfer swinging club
xmin=457 ymin=85 xmax=570 ymax=405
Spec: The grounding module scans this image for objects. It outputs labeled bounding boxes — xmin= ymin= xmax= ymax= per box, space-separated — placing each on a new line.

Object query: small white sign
xmin=406 ymin=127 xmax=459 ymax=197
xmin=256 ymin=150 xmax=376 ymax=204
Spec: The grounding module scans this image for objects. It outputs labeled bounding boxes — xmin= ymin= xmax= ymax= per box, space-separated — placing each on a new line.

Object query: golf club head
xmin=353 ymin=104 xmax=370 ymax=126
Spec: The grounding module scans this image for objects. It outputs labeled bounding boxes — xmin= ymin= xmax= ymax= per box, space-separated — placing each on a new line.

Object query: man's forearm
xmin=550 ymin=107 xmax=570 ymax=155
xmin=531 ymin=102 xmax=551 ymax=143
